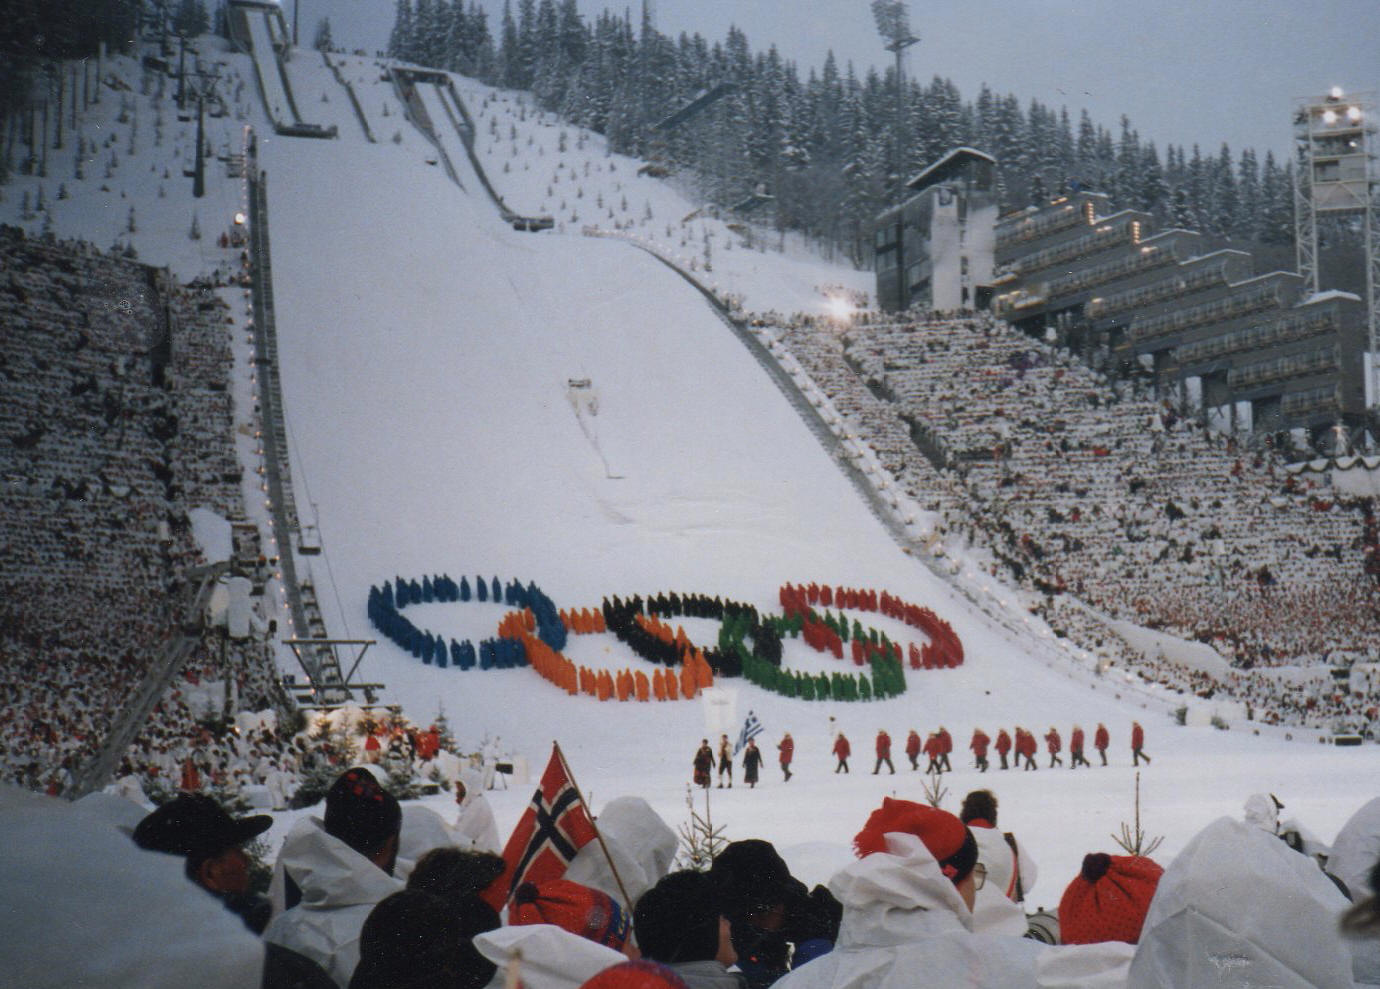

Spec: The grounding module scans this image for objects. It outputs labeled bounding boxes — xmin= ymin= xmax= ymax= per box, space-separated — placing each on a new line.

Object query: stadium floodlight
xmin=871 ymin=0 xmax=918 ymax=52
xmin=1348 ymin=105 xmax=1364 ymax=123
xmin=1324 ymin=109 xmax=1339 ymax=125
xmin=1330 ymin=85 xmax=1345 ymax=100
xmin=871 ymin=0 xmax=919 ymax=204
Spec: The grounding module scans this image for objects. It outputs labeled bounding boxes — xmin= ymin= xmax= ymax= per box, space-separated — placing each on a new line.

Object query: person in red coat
xmin=1069 ymin=725 xmax=1090 ymax=768
xmin=923 ymin=732 xmax=943 ymax=774
xmin=833 ymin=732 xmax=851 ymax=773
xmin=937 ymin=726 xmax=954 ymax=772
xmin=1044 ymin=726 xmax=1063 ymax=768
xmin=1132 ymin=721 xmax=1151 ymax=766
xmin=969 ymin=728 xmax=991 ymax=773
xmin=1094 ymin=722 xmax=1110 ymax=766
xmin=995 ymin=728 xmax=1013 ymax=770
xmin=778 ymin=732 xmax=794 ymax=782
xmin=873 ymin=730 xmax=895 ymax=775
xmin=905 ymin=729 xmax=922 ymax=770
xmin=1016 ymin=727 xmax=1038 ymax=771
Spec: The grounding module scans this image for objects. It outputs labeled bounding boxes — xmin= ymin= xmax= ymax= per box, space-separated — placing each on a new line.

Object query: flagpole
xmin=554 ymin=740 xmax=635 ymax=910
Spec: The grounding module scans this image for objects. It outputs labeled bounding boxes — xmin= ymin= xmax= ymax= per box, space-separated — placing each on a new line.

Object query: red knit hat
xmin=853 ymin=797 xmax=978 ymax=883
xmin=579 ymin=960 xmax=691 ymax=989
xmin=1058 ymin=852 xmax=1164 ymax=945
xmin=511 ymin=879 xmax=631 ymax=951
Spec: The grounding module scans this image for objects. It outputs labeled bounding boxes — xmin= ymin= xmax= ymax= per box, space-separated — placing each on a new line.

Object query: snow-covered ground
xmin=3 ymin=38 xmax=1375 ymax=914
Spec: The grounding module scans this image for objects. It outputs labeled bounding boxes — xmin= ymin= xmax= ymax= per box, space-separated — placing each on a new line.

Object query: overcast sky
xmin=305 ymin=0 xmax=1379 ymax=161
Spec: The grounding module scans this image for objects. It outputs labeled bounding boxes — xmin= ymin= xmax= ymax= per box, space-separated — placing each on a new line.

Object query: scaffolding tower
xmin=1294 ymin=88 xmax=1380 ymax=405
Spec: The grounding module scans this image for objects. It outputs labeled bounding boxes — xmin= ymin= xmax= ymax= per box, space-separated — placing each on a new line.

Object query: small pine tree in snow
xmin=676 ymin=784 xmax=728 ymax=871
xmin=558 ymin=130 xmax=567 ymax=152
xmin=189 ymin=212 xmax=201 ymax=240
xmin=382 ymin=102 xmax=390 ymax=116
xmin=594 ymin=191 xmax=601 ymax=208
xmin=35 ymin=186 xmax=45 ymax=212
xmin=576 ymin=186 xmax=582 ymax=199
xmin=20 ymin=190 xmax=31 ymax=219
xmin=127 ymin=206 xmax=137 ymax=233
xmin=620 ymin=194 xmax=628 ymax=212
xmin=56 ymin=183 xmax=67 ymax=200
xmin=392 ymin=130 xmax=403 ymax=144
xmin=1112 ymin=773 xmax=1164 ymax=857
xmin=158 ymin=185 xmax=166 ymax=198
xmin=920 ymin=769 xmax=949 ymax=809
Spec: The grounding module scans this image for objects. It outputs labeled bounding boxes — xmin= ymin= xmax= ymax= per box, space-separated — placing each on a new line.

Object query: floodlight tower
xmin=871 ymin=0 xmax=919 ymax=202
xmin=1294 ymin=87 xmax=1380 ymax=405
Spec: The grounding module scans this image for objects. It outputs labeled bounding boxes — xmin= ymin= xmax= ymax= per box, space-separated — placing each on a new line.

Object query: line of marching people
xmin=825 ymin=722 xmax=1153 ymax=777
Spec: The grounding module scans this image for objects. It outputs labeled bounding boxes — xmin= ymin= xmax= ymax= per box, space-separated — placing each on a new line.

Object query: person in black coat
xmin=742 ymin=739 xmax=763 ymax=788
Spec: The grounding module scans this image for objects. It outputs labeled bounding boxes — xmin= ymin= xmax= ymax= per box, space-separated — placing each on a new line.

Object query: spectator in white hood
xmin=770 ymin=797 xmax=1043 ymax=989
xmin=1128 ymin=816 xmax=1355 ymax=988
xmin=264 ymin=769 xmax=405 ymax=987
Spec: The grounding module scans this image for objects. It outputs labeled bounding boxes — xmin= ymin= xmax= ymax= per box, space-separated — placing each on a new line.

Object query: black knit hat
xmin=634 ymin=870 xmax=722 ymax=964
xmin=133 ymin=794 xmax=272 ymax=859
xmin=325 ymin=768 xmax=402 ymax=857
xmin=708 ymin=839 xmax=792 ymax=917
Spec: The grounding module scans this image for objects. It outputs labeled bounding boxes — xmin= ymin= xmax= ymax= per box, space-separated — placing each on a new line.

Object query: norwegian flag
xmin=485 ymin=743 xmax=598 ymax=910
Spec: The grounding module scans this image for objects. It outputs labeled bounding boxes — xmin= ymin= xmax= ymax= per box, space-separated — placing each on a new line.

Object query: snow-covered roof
xmin=1301 ymin=289 xmax=1364 ymax=305
xmin=906 ymin=147 xmax=996 ymax=192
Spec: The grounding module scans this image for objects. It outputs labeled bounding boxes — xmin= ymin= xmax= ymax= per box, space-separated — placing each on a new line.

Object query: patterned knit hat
xmin=511 ymin=879 xmax=631 ymax=952
xmin=579 ymin=961 xmax=690 ymax=989
xmin=1058 ymin=852 xmax=1164 ymax=945
xmin=853 ymin=797 xmax=978 ymax=884
xmin=324 ymin=768 xmax=402 ymax=857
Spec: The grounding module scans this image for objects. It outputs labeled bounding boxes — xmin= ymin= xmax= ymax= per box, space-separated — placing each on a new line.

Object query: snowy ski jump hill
xmin=2 ymin=36 xmax=1373 ymax=896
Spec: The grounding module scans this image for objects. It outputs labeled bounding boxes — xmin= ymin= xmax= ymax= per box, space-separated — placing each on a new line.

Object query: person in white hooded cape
xmin=263 ymin=815 xmax=404 ymax=987
xmin=1128 ymin=816 xmax=1356 ymax=989
xmin=770 ymin=829 xmax=1044 ymax=989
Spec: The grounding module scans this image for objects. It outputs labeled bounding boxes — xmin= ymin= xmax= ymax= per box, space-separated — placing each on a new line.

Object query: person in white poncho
xmin=770 ymin=797 xmax=1044 ymax=989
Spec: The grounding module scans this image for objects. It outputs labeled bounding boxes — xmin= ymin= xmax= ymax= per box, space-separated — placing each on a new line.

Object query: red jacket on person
xmin=905 ymin=731 xmax=921 ymax=760
xmin=833 ymin=734 xmax=851 ymax=760
xmin=875 ymin=731 xmax=891 ymax=757
xmin=1045 ymin=729 xmax=1061 ymax=754
xmin=778 ymin=735 xmax=794 ymax=765
xmin=995 ymin=730 xmax=1012 ymax=755
xmin=1095 ymin=724 xmax=1110 ymax=751
xmin=1132 ymin=723 xmax=1145 ymax=750
xmin=970 ymin=730 xmax=990 ymax=758
xmin=1070 ymin=728 xmax=1085 ymax=753
xmin=937 ymin=728 xmax=953 ymax=754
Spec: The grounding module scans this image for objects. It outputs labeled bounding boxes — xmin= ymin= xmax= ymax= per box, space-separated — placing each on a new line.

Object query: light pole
xmin=871 ymin=0 xmax=919 ymax=203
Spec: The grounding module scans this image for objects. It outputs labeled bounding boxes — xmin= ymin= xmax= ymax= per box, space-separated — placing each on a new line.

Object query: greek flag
xmin=734 ymin=710 xmax=764 ymax=756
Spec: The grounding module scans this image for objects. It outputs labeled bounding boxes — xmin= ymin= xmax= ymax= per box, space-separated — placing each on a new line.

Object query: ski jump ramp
xmin=228 ymin=0 xmax=336 ymax=138
xmin=393 ymin=67 xmax=552 ymax=232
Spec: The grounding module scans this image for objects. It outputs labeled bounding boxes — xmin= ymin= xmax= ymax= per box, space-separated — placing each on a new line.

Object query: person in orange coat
xmin=634 ymin=670 xmax=650 ymax=702
xmin=1044 ymin=726 xmax=1063 ymax=768
xmin=995 ymin=728 xmax=1013 ymax=770
xmin=969 ymin=728 xmax=990 ymax=773
xmin=1094 ymin=722 xmax=1110 ymax=766
xmin=905 ymin=729 xmax=922 ymax=771
xmin=1069 ymin=725 xmax=1090 ymax=768
xmin=833 ymin=732 xmax=851 ymax=773
xmin=778 ymin=732 xmax=794 ymax=782
xmin=873 ymin=730 xmax=894 ymax=775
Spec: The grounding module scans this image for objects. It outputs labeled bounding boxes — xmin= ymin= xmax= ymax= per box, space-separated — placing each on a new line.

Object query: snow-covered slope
xmin=2 ymin=41 xmax=1373 ymax=904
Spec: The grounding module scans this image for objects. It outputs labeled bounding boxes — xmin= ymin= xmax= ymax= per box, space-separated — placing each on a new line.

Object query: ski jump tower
xmin=1294 ymin=88 xmax=1380 ymax=409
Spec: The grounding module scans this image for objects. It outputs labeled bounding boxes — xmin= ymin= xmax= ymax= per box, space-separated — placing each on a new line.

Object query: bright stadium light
xmin=827 ymin=295 xmax=854 ymax=322
xmin=1348 ymin=105 xmax=1363 ymax=123
xmin=1323 ymin=109 xmax=1339 ymax=125
xmin=1330 ymin=85 xmax=1345 ymax=100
